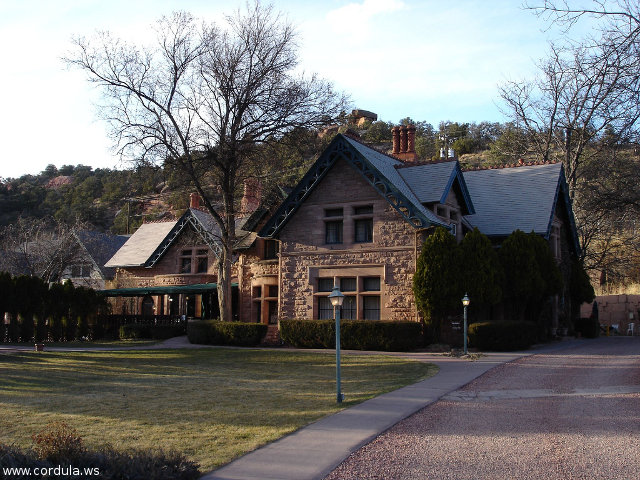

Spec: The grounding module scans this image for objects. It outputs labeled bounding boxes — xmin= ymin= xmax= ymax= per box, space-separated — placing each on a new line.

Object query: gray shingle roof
xmin=105 ymin=208 xmax=257 ymax=268
xmin=463 ymin=163 xmax=562 ymax=237
xmin=75 ymin=230 xmax=129 ymax=278
xmin=342 ymin=136 xmax=447 ymax=227
xmin=396 ymin=161 xmax=458 ymax=204
xmin=105 ymin=221 xmax=176 ymax=267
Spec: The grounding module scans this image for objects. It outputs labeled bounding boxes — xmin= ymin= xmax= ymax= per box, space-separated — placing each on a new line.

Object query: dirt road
xmin=325 ymin=337 xmax=640 ymax=480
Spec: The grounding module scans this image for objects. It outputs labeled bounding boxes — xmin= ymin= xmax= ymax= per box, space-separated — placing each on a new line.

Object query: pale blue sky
xmin=0 ymin=0 xmax=580 ymax=179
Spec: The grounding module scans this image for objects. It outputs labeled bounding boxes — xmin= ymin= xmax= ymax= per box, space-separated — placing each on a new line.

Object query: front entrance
xmin=141 ymin=296 xmax=154 ymax=317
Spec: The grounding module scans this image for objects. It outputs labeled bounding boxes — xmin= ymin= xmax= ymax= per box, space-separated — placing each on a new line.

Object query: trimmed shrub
xmin=186 ymin=320 xmax=211 ymax=344
xmin=279 ymin=319 xmax=423 ymax=351
xmin=468 ymin=321 xmax=538 ymax=351
xmin=119 ymin=323 xmax=152 ymax=340
xmin=187 ymin=320 xmax=268 ymax=346
xmin=574 ymin=317 xmax=600 ymax=338
xmin=280 ymin=319 xmax=335 ymax=348
xmin=150 ymin=324 xmax=185 ymax=340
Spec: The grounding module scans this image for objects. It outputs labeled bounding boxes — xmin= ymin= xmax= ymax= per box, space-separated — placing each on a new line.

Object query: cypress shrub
xmin=119 ymin=323 xmax=152 ymax=340
xmin=187 ymin=320 xmax=267 ymax=346
xmin=7 ymin=313 xmax=19 ymax=342
xmin=49 ymin=316 xmax=63 ymax=342
xmin=34 ymin=314 xmax=47 ymax=343
xmin=279 ymin=319 xmax=423 ymax=351
xmin=90 ymin=316 xmax=105 ymax=340
xmin=468 ymin=321 xmax=538 ymax=351
xmin=63 ymin=316 xmax=77 ymax=341
xmin=18 ymin=313 xmax=34 ymax=343
xmin=77 ymin=315 xmax=89 ymax=340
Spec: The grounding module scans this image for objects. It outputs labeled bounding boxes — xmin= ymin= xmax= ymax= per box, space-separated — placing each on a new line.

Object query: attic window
xmin=264 ymin=240 xmax=279 ymax=260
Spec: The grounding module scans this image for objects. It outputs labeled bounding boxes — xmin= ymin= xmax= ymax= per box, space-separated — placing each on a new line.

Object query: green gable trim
xmin=143 ymin=209 xmax=223 ymax=268
xmin=259 ymin=134 xmax=446 ymax=238
xmin=99 ymin=282 xmax=239 ymax=297
xmin=443 ymin=163 xmax=475 ymax=215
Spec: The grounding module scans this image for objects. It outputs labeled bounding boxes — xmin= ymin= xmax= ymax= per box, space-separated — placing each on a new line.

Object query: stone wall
xmin=278 ymin=158 xmax=420 ymax=321
xmin=581 ymin=295 xmax=640 ymax=333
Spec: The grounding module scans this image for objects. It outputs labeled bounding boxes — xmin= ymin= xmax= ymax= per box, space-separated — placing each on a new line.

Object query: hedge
xmin=467 ymin=321 xmax=538 ymax=351
xmin=119 ymin=324 xmax=185 ymax=340
xmin=279 ymin=319 xmax=423 ymax=351
xmin=574 ymin=317 xmax=600 ymax=338
xmin=187 ymin=320 xmax=268 ymax=346
xmin=119 ymin=323 xmax=152 ymax=340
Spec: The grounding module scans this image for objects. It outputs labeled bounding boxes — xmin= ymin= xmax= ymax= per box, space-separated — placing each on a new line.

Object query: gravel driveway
xmin=325 ymin=337 xmax=640 ymax=480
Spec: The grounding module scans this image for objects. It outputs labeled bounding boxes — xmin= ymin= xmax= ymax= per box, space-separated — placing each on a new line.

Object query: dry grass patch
xmin=0 ymin=349 xmax=436 ymax=471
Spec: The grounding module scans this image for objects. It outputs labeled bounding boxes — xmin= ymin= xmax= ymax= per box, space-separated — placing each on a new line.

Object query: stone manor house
xmin=103 ymin=127 xmax=579 ymax=336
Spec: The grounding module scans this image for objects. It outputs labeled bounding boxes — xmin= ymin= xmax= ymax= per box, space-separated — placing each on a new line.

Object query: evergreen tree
xmin=413 ymin=227 xmax=462 ymax=340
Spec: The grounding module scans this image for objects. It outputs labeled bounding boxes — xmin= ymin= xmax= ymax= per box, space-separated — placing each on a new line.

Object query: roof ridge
xmin=461 ymin=159 xmax=561 ymax=172
xmin=394 ymin=158 xmax=457 ymax=169
xmin=341 ymin=133 xmax=402 ymax=163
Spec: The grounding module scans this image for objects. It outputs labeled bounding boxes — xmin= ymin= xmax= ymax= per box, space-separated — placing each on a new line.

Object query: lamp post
xmin=328 ymin=285 xmax=345 ymax=403
xmin=462 ymin=293 xmax=470 ymax=355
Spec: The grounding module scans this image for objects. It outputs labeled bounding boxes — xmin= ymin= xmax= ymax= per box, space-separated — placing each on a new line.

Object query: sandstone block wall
xmin=278 ymin=158 xmax=419 ymax=321
xmin=581 ymin=294 xmax=640 ymax=333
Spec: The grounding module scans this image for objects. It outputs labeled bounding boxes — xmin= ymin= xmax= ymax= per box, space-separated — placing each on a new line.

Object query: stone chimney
xmin=189 ymin=192 xmax=201 ymax=209
xmin=240 ymin=178 xmax=262 ymax=215
xmin=391 ymin=124 xmax=418 ymax=162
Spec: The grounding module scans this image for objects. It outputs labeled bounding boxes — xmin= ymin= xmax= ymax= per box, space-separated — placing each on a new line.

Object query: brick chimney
xmin=189 ymin=192 xmax=201 ymax=209
xmin=391 ymin=124 xmax=418 ymax=162
xmin=240 ymin=178 xmax=262 ymax=215
xmin=392 ymin=126 xmax=401 ymax=154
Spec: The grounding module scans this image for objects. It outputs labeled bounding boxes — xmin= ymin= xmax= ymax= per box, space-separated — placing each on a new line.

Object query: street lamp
xmin=328 ymin=285 xmax=345 ymax=403
xmin=462 ymin=293 xmax=470 ymax=355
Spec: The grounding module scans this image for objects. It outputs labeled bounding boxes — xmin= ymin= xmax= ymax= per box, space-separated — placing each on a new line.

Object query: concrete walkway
xmin=202 ymin=341 xmax=584 ymax=480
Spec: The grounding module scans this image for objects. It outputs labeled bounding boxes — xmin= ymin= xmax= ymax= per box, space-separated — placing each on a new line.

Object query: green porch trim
xmin=99 ymin=283 xmax=238 ymax=297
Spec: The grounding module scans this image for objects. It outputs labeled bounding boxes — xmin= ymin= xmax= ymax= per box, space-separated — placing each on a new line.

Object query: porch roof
xmin=98 ymin=282 xmax=237 ymax=297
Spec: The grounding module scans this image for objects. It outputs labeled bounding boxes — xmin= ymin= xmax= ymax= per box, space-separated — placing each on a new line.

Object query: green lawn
xmin=0 ymin=349 xmax=436 ymax=471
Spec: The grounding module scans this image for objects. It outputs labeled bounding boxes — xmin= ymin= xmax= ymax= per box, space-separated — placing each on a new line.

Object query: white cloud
xmin=325 ymin=0 xmax=406 ymax=43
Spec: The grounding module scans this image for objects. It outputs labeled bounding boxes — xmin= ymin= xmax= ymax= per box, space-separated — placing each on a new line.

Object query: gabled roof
xmin=75 ymin=230 xmax=129 ymax=279
xmin=105 ymin=208 xmax=255 ymax=268
xmin=396 ymin=160 xmax=475 ymax=214
xmin=259 ymin=134 xmax=448 ymax=238
xmin=463 ymin=162 xmax=580 ymax=253
xmin=105 ymin=221 xmax=176 ymax=268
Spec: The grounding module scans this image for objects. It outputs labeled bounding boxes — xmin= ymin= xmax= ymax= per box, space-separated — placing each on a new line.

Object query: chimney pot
xmin=400 ymin=126 xmax=408 ymax=153
xmin=189 ymin=192 xmax=201 ymax=209
xmin=391 ymin=126 xmax=401 ymax=154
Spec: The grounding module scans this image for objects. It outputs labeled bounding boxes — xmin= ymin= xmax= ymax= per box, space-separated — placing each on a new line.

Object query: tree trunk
xmin=217 ymin=245 xmax=234 ymax=323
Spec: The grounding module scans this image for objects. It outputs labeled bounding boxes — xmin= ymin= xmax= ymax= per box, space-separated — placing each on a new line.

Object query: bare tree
xmin=0 ymin=217 xmax=87 ymax=283
xmin=499 ymin=41 xmax=640 ymax=195
xmin=65 ymin=2 xmax=348 ymax=322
